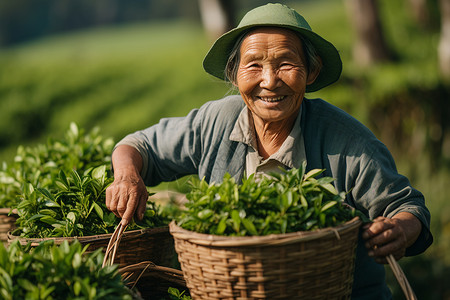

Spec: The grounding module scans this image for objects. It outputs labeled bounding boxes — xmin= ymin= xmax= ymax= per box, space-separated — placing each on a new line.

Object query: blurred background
xmin=0 ymin=0 xmax=449 ymax=298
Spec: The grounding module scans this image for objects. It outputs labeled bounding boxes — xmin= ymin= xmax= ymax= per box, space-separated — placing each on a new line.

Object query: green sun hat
xmin=202 ymin=3 xmax=342 ymax=93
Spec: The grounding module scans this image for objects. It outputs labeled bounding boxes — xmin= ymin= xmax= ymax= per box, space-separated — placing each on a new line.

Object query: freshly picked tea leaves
xmin=177 ymin=163 xmax=355 ymax=236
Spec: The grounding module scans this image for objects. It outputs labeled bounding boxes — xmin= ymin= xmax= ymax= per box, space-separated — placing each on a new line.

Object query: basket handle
xmin=102 ymin=222 xmax=128 ymax=268
xmin=387 ymin=254 xmax=417 ymax=300
xmin=121 ymin=261 xmax=154 ymax=290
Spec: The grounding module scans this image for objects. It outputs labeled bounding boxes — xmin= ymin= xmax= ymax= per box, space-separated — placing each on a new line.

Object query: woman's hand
xmin=105 ymin=145 xmax=147 ymax=226
xmin=362 ymin=212 xmax=422 ymax=264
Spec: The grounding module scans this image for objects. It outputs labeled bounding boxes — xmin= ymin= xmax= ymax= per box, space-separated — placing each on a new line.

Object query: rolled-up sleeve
xmin=350 ymin=140 xmax=433 ymax=256
xmin=115 ymin=107 xmax=203 ymax=187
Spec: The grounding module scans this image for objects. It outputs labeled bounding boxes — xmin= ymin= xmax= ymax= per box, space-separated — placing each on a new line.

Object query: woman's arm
xmin=105 ymin=144 xmax=148 ymax=225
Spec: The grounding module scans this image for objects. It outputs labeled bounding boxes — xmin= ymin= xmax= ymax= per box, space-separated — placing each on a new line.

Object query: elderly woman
xmin=106 ymin=3 xmax=432 ymax=299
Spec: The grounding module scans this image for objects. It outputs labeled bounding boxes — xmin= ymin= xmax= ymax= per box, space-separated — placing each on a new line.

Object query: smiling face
xmin=235 ymin=27 xmax=319 ymax=126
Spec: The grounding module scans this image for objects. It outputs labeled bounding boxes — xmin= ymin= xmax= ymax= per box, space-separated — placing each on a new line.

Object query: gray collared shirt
xmin=229 ymin=106 xmax=306 ymax=178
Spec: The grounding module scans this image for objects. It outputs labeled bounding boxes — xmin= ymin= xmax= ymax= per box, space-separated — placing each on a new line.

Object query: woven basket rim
xmin=7 ymin=225 xmax=169 ymax=245
xmin=0 ymin=208 xmax=18 ymax=215
xmin=119 ymin=261 xmax=184 ymax=277
xmin=169 ymin=217 xmax=361 ymax=247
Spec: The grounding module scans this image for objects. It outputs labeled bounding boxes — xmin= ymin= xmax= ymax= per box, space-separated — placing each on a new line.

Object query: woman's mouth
xmin=257 ymin=96 xmax=286 ymax=103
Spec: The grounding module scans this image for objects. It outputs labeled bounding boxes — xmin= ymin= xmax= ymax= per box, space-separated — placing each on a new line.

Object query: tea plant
xmin=0 ymin=162 xmax=21 ymax=209
xmin=0 ymin=122 xmax=114 ymax=209
xmin=14 ymin=165 xmax=169 ymax=238
xmin=167 ymin=287 xmax=192 ymax=300
xmin=0 ymin=240 xmax=135 ymax=300
xmin=178 ymin=163 xmax=355 ymax=236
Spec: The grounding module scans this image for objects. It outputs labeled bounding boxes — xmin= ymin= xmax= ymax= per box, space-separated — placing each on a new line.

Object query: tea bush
xmin=13 ymin=165 xmax=169 ymax=238
xmin=0 ymin=240 xmax=135 ymax=299
xmin=0 ymin=122 xmax=114 ymax=209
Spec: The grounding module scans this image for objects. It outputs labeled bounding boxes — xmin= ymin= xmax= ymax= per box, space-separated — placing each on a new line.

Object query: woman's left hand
xmin=362 ymin=212 xmax=422 ymax=264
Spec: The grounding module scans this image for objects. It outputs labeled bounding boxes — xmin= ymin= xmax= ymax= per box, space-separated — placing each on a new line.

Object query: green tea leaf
xmin=66 ymin=212 xmax=76 ymax=224
xmin=231 ymin=210 xmax=241 ymax=232
xmin=40 ymin=286 xmax=55 ymax=299
xmin=242 ymin=218 xmax=258 ymax=235
xmin=168 ymin=287 xmax=181 ymax=297
xmin=281 ymin=218 xmax=288 ymax=234
xmin=39 ymin=209 xmax=57 ymax=216
xmin=0 ymin=268 xmax=13 ymax=294
xmin=17 ymin=279 xmax=35 ymax=291
xmin=92 ymin=202 xmax=104 ymax=220
xmin=197 ymin=209 xmax=213 ymax=220
xmin=17 ymin=200 xmax=32 ymax=210
xmin=55 ymin=180 xmax=70 ymax=191
xmin=28 ymin=214 xmax=45 ymax=221
xmin=0 ymin=245 xmax=9 ymax=271
xmin=304 ymin=168 xmax=324 ymax=180
xmin=321 ymin=201 xmax=337 ymax=212
xmin=92 ymin=165 xmax=106 ymax=182
xmin=72 ymin=252 xmax=82 ymax=269
xmin=37 ymin=188 xmax=55 ymax=201
xmin=39 ymin=216 xmax=57 ymax=225
xmin=73 ymin=281 xmax=81 ymax=296
xmin=216 ymin=217 xmax=227 ymax=235
xmin=320 ymin=183 xmax=338 ymax=195
xmin=58 ymin=170 xmax=70 ymax=189
xmin=43 ymin=200 xmax=60 ymax=208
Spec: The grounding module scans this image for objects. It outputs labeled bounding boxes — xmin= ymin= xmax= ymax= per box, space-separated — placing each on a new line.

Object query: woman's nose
xmin=260 ymin=67 xmax=281 ymax=90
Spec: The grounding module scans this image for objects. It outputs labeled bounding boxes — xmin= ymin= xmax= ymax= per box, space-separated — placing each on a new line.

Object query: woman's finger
xmin=136 ymin=193 xmax=148 ymax=221
xmin=120 ymin=191 xmax=138 ymax=226
xmin=105 ymin=185 xmax=120 ymax=217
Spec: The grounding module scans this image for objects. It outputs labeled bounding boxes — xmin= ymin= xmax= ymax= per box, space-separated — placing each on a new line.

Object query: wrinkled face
xmin=236 ymin=27 xmax=317 ymax=124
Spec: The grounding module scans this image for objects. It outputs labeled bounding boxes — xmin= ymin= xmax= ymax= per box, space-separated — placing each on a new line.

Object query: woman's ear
xmin=306 ymin=56 xmax=322 ymax=85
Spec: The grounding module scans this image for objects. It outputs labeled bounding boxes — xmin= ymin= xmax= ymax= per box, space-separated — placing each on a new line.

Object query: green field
xmin=0 ymin=20 xmax=230 ymax=162
xmin=0 ymin=0 xmax=448 ymax=298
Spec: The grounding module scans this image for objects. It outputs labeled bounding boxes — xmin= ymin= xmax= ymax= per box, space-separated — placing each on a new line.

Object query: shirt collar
xmin=229 ymin=107 xmax=256 ymax=147
xmin=229 ymin=105 xmax=305 ymax=169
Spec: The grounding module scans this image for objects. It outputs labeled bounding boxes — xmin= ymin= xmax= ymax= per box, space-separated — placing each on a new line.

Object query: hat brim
xmin=203 ymin=24 xmax=342 ymax=93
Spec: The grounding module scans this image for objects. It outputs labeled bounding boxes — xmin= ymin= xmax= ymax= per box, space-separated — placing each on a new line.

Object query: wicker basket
xmin=119 ymin=261 xmax=188 ymax=300
xmin=103 ymin=223 xmax=188 ymax=299
xmin=169 ymin=217 xmax=362 ymax=300
xmin=7 ymin=226 xmax=175 ymax=268
xmin=0 ymin=208 xmax=18 ymax=243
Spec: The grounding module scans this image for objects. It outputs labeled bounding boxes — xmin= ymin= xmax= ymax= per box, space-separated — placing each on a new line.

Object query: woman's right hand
xmin=105 ymin=145 xmax=147 ymax=226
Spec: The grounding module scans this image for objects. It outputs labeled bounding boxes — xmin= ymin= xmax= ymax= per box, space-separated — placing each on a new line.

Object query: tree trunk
xmin=198 ymin=0 xmax=235 ymax=41
xmin=439 ymin=0 xmax=450 ymax=82
xmin=345 ymin=0 xmax=395 ymax=66
xmin=407 ymin=0 xmax=430 ymax=28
